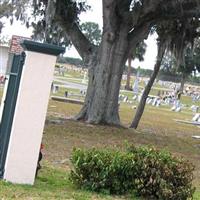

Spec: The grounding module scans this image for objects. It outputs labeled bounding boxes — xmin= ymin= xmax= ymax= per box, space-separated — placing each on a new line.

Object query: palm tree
xmin=125 ymin=41 xmax=146 ymax=90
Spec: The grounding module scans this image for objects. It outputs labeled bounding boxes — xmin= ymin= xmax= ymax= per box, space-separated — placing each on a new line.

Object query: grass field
xmin=0 ymin=69 xmax=200 ymax=199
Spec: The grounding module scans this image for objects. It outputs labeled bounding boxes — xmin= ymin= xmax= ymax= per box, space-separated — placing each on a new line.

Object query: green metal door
xmin=0 ymin=52 xmax=25 ymax=178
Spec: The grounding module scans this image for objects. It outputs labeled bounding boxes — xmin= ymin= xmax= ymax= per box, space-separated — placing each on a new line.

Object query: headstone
xmin=191 ymin=105 xmax=199 ymax=113
xmin=175 ymin=107 xmax=181 ymax=112
xmin=52 ymin=85 xmax=57 ymax=93
xmin=82 ymin=71 xmax=87 ymax=84
xmin=132 ymin=95 xmax=137 ymax=101
xmin=152 ymin=98 xmax=157 ymax=106
xmin=171 ymin=105 xmax=176 ymax=111
xmin=171 ymin=99 xmax=181 ymax=112
xmin=58 ymin=66 xmax=65 ymax=76
xmin=144 ymin=79 xmax=149 ymax=86
xmin=147 ymin=98 xmax=152 ymax=104
xmin=192 ymin=113 xmax=200 ymax=122
xmin=132 ymin=78 xmax=139 ymax=95
xmin=138 ymin=94 xmax=142 ymax=102
xmin=123 ymin=96 xmax=128 ymax=102
xmin=156 ymin=99 xmax=161 ymax=107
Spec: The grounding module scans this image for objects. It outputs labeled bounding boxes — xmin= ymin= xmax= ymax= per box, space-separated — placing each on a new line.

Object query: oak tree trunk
xmin=75 ymin=25 xmax=129 ymax=125
xmin=130 ymin=39 xmax=167 ymax=129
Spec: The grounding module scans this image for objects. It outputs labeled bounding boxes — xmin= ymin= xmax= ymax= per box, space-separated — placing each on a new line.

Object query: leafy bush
xmin=128 ymin=145 xmax=195 ymax=200
xmin=70 ymin=148 xmax=136 ymax=194
xmin=70 ymin=146 xmax=195 ymax=199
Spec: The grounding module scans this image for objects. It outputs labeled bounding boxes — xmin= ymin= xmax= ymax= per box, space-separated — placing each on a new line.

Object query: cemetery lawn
xmin=0 ymin=165 xmax=137 ymax=200
xmin=1 ymin=99 xmax=200 ymax=199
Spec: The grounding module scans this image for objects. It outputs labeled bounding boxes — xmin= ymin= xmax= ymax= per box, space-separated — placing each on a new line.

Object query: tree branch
xmin=121 ymin=0 xmax=200 ymax=32
xmin=62 ymin=22 xmax=97 ymax=63
xmin=49 ymin=0 xmax=97 ymax=63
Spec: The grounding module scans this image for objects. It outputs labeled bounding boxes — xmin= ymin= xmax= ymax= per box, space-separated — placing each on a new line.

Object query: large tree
xmin=10 ymin=0 xmax=200 ymax=126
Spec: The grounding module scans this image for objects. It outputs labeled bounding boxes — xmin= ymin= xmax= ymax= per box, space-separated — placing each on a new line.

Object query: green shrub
xmin=128 ymin=145 xmax=195 ymax=200
xmin=70 ymin=148 xmax=136 ymax=194
xmin=70 ymin=146 xmax=195 ymax=199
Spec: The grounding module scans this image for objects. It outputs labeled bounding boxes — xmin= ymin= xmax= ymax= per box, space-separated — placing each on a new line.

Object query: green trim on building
xmin=21 ymin=40 xmax=65 ymax=56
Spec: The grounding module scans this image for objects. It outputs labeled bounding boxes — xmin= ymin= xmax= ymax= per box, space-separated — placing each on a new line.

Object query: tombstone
xmin=122 ymin=74 xmax=126 ymax=80
xmin=156 ymin=99 xmax=161 ymax=107
xmin=171 ymin=105 xmax=176 ymax=111
xmin=171 ymin=99 xmax=181 ymax=112
xmin=52 ymin=85 xmax=59 ymax=93
xmin=138 ymin=94 xmax=142 ymax=102
xmin=59 ymin=66 xmax=65 ymax=76
xmin=175 ymin=100 xmax=181 ymax=112
xmin=152 ymin=98 xmax=158 ymax=106
xmin=132 ymin=95 xmax=137 ymax=101
xmin=192 ymin=113 xmax=200 ymax=122
xmin=82 ymin=71 xmax=87 ymax=84
xmin=175 ymin=107 xmax=181 ymax=112
xmin=123 ymin=96 xmax=128 ymax=102
xmin=144 ymin=79 xmax=149 ymax=86
xmin=118 ymin=94 xmax=121 ymax=102
xmin=165 ymin=98 xmax=170 ymax=105
xmin=192 ymin=94 xmax=197 ymax=102
xmin=132 ymin=78 xmax=139 ymax=95
xmin=191 ymin=105 xmax=199 ymax=113
xmin=0 ymin=40 xmax=65 ymax=185
xmin=119 ymin=94 xmax=124 ymax=101
xmin=82 ymin=90 xmax=86 ymax=95
xmin=146 ymin=98 xmax=152 ymax=104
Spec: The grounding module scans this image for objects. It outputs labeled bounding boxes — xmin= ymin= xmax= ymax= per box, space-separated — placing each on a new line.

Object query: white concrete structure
xmin=3 ymin=41 xmax=64 ymax=185
xmin=0 ymin=45 xmax=9 ymax=75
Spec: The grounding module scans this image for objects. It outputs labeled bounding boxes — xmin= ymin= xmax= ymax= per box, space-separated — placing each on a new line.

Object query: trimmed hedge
xmin=70 ymin=146 xmax=195 ymax=199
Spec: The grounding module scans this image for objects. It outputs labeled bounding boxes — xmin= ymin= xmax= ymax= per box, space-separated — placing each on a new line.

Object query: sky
xmin=1 ymin=0 xmax=157 ymax=70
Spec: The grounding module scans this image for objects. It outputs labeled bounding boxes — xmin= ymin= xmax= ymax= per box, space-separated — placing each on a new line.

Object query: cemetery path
xmin=54 ymin=79 xmax=87 ymax=90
